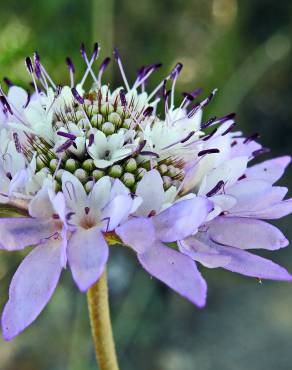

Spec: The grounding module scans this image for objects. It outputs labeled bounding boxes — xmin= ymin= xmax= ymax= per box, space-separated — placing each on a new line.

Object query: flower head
xmin=0 ymin=43 xmax=291 ymax=340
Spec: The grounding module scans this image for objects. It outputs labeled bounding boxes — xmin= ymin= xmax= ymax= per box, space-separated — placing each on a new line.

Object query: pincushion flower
xmin=0 ymin=42 xmax=291 ymax=353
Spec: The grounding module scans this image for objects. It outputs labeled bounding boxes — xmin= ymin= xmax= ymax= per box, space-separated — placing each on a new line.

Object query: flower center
xmin=28 ymin=85 xmax=185 ymax=193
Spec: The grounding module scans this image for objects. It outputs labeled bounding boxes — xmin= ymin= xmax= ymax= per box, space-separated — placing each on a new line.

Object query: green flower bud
xmin=92 ymin=169 xmax=105 ymax=181
xmin=108 ymin=164 xmax=123 ymax=178
xmin=91 ymin=113 xmax=103 ymax=128
xmin=36 ymin=156 xmax=46 ymax=170
xmin=49 ymin=158 xmax=59 ymax=172
xmin=85 ymin=180 xmax=95 ymax=193
xmin=167 ymin=165 xmax=178 ymax=178
xmin=65 ymin=158 xmax=78 ymax=173
xmin=158 ymin=163 xmax=168 ymax=175
xmin=55 ymin=169 xmax=64 ymax=181
xmin=76 ymin=110 xmax=85 ymax=121
xmin=122 ymin=172 xmax=135 ymax=187
xmin=122 ymin=118 xmax=132 ymax=129
xmin=101 ymin=121 xmax=115 ymax=135
xmin=100 ymin=102 xmax=114 ymax=115
xmin=74 ymin=168 xmax=88 ymax=183
xmin=91 ymin=104 xmax=99 ymax=115
xmin=136 ymin=167 xmax=147 ymax=180
xmin=108 ymin=112 xmax=122 ymax=126
xmin=162 ymin=175 xmax=172 ymax=190
xmin=115 ymin=106 xmax=124 ymax=116
xmin=82 ymin=158 xmax=94 ymax=172
xmin=124 ymin=158 xmax=137 ymax=173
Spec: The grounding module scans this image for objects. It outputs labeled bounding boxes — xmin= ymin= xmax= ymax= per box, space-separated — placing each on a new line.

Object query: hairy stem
xmin=87 ymin=270 xmax=120 ymax=370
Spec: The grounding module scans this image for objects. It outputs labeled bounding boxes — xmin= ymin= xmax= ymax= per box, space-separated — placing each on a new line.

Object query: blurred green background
xmin=0 ymin=0 xmax=292 ymax=369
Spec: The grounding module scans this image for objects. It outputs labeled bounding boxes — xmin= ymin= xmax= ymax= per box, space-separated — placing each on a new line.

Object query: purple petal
xmin=245 ymin=156 xmax=291 ymax=184
xmin=154 ymin=197 xmax=213 ymax=243
xmin=181 ymin=236 xmax=292 ymax=280
xmin=253 ymin=199 xmax=292 ymax=219
xmin=208 ymin=217 xmax=288 ymax=250
xmin=0 ymin=218 xmax=56 ymax=251
xmin=135 ymin=169 xmax=164 ymax=216
xmin=68 ymin=227 xmax=109 ymax=292
xmin=116 ymin=217 xmax=156 ymax=253
xmin=138 ymin=242 xmax=207 ymax=307
xmin=101 ymin=195 xmax=133 ymax=231
xmin=2 ymin=240 xmax=62 ymax=340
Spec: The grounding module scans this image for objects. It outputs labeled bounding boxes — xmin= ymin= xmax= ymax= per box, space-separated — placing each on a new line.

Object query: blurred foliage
xmin=0 ymin=0 xmax=292 ymax=369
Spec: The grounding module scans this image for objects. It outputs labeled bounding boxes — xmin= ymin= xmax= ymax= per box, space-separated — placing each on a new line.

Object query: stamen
xmin=139 ymin=151 xmax=159 ymax=158
xmin=88 ymin=133 xmax=94 ymax=147
xmin=221 ymin=122 xmax=236 ymax=136
xmin=97 ymin=57 xmax=111 ymax=83
xmin=13 ymin=133 xmax=22 ymax=153
xmin=252 ymin=148 xmax=270 ymax=158
xmin=0 ymin=96 xmax=13 ymax=115
xmin=119 ymin=89 xmax=127 ymax=106
xmin=71 ymin=87 xmax=84 ymax=104
xmin=201 ymin=117 xmax=217 ymax=129
xmin=143 ymin=106 xmax=153 ymax=117
xmin=3 ymin=77 xmax=13 ymax=87
xmin=202 ymin=127 xmax=218 ymax=141
xmin=243 ymin=132 xmax=260 ymax=144
xmin=206 ymin=180 xmax=225 ymax=197
xmin=66 ymin=57 xmax=75 ymax=87
xmin=57 ymin=131 xmax=77 ymax=140
xmin=56 ymin=139 xmax=74 ymax=153
xmin=198 ymin=148 xmax=220 ymax=156
xmin=113 ymin=47 xmax=130 ymax=91
xmin=79 ymin=43 xmax=99 ymax=86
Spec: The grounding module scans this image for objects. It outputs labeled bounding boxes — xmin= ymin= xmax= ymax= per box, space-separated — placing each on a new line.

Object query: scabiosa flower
xmin=0 ymin=43 xmax=291 ymax=342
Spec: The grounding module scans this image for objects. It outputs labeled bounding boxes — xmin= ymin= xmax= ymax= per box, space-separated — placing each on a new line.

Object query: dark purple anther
xmin=34 ymin=52 xmax=42 ymax=78
xmin=206 ymin=180 xmax=225 ymax=197
xmin=218 ymin=112 xmax=236 ymax=123
xmin=57 ymin=131 xmax=77 ymax=140
xmin=88 ymin=133 xmax=94 ymax=147
xmin=56 ymin=139 xmax=74 ymax=153
xmin=99 ymin=57 xmax=111 ymax=73
xmin=187 ymin=104 xmax=199 ymax=118
xmin=252 ymin=148 xmax=270 ymax=158
xmin=25 ymin=57 xmax=34 ymax=74
xmin=113 ymin=47 xmax=120 ymax=61
xmin=180 ymin=131 xmax=195 ymax=143
xmin=0 ymin=96 xmax=13 ymax=115
xmin=182 ymin=92 xmax=195 ymax=101
xmin=119 ymin=89 xmax=127 ymax=106
xmin=71 ymin=87 xmax=84 ymax=104
xmin=80 ymin=42 xmax=86 ymax=58
xmin=145 ymin=63 xmax=162 ymax=74
xmin=13 ymin=133 xmax=21 ymax=153
xmin=3 ymin=77 xmax=13 ymax=87
xmin=202 ymin=127 xmax=218 ymax=141
xmin=170 ymin=63 xmax=183 ymax=79
xmin=238 ymin=174 xmax=247 ymax=181
xmin=243 ymin=132 xmax=260 ymax=144
xmin=66 ymin=57 xmax=75 ymax=73
xmin=198 ymin=148 xmax=220 ymax=156
xmin=92 ymin=42 xmax=99 ymax=59
xmin=201 ymin=117 xmax=217 ymax=129
xmin=140 ymin=151 xmax=160 ymax=158
xmin=221 ymin=122 xmax=236 ymax=136
xmin=143 ymin=106 xmax=154 ymax=117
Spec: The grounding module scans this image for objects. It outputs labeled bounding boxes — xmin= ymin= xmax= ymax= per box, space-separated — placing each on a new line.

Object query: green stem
xmin=87 ymin=270 xmax=120 ymax=370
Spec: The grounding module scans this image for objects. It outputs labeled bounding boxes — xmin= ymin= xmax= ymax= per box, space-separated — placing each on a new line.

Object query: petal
xmin=116 ymin=217 xmax=156 ymax=253
xmin=198 ymin=156 xmax=248 ymax=196
xmin=7 ymin=86 xmax=28 ymax=110
xmin=246 ymin=156 xmax=291 ymax=184
xmin=138 ymin=243 xmax=207 ymax=307
xmin=90 ymin=176 xmax=111 ymax=210
xmin=28 ymin=186 xmax=54 ymax=219
xmin=208 ymin=217 xmax=288 ymax=250
xmin=1 ymin=240 xmax=62 ymax=340
xmin=68 ymin=227 xmax=109 ymax=292
xmin=154 ymin=197 xmax=213 ymax=242
xmin=180 ymin=236 xmax=292 ymax=280
xmin=102 ymin=195 xmax=135 ymax=231
xmin=0 ymin=218 xmax=56 ymax=251
xmin=253 ymin=199 xmax=292 ymax=219
xmin=135 ymin=169 xmax=164 ymax=216
xmin=62 ymin=171 xmax=87 ymax=211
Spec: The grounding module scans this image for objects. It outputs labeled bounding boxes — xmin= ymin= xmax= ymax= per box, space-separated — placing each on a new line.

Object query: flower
xmin=0 ymin=43 xmax=291 ymax=340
